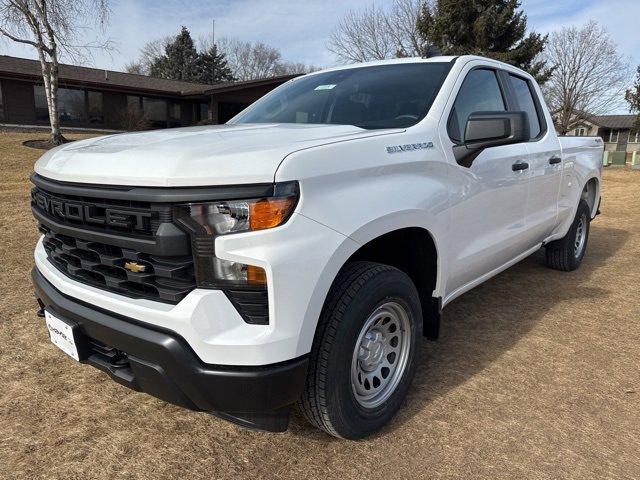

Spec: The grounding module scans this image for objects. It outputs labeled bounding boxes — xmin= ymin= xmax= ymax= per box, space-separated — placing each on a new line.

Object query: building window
xmin=198 ymin=102 xmax=209 ymax=122
xmin=88 ymin=91 xmax=103 ymax=124
xmin=34 ymin=86 xmax=105 ymax=125
xmin=58 ymin=88 xmax=86 ymax=124
xmin=34 ymin=85 xmax=49 ymax=122
xmin=629 ymin=131 xmax=639 ymax=143
xmin=0 ymin=81 xmax=4 ymax=121
xmin=168 ymin=103 xmax=181 ymax=128
xmin=575 ymin=127 xmax=587 ymax=136
xmin=127 ymin=95 xmax=142 ymax=113
xmin=142 ymin=97 xmax=167 ymax=128
xmin=608 ymin=129 xmax=619 ymax=143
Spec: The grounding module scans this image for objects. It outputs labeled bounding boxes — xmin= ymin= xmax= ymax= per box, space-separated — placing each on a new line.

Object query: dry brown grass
xmin=0 ymin=130 xmax=639 ymax=479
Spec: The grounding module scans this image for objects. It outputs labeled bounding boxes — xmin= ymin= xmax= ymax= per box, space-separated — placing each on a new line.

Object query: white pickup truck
xmin=31 ymin=55 xmax=603 ymax=439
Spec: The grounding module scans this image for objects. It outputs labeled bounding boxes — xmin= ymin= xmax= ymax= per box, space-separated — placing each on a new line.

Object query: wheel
xmin=298 ymin=261 xmax=422 ymax=439
xmin=545 ymin=199 xmax=591 ymax=271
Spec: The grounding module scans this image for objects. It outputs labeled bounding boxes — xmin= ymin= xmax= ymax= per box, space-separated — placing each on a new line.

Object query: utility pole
xmin=212 ymin=19 xmax=215 ymax=82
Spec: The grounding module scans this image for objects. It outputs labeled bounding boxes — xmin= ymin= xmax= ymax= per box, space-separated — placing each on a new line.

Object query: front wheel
xmin=545 ymin=199 xmax=591 ymax=271
xmin=298 ymin=261 xmax=422 ymax=439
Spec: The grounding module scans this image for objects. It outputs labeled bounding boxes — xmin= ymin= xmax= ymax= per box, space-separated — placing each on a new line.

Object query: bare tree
xmin=214 ymin=36 xmax=316 ymax=81
xmin=123 ymin=36 xmax=172 ymax=75
xmin=328 ymin=0 xmax=427 ymax=63
xmin=123 ymin=60 xmax=144 ymax=75
xmin=385 ymin=0 xmax=425 ymax=57
xmin=328 ymin=3 xmax=395 ymax=63
xmin=0 ymin=0 xmax=111 ymax=145
xmin=626 ymin=66 xmax=640 ymax=114
xmin=542 ymin=21 xmax=630 ymax=134
xmin=273 ymin=61 xmax=318 ymax=76
xmin=216 ymin=37 xmax=280 ymax=80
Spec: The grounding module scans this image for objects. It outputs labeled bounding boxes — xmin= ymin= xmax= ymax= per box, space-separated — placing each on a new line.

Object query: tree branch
xmin=0 ymin=26 xmax=40 ymax=48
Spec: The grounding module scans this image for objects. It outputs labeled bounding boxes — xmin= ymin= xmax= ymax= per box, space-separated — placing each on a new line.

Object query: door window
xmin=448 ymin=69 xmax=506 ymax=143
xmin=509 ymin=74 xmax=542 ymax=139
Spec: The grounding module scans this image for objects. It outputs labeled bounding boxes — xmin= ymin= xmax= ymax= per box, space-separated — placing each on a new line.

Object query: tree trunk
xmin=48 ymin=55 xmax=64 ymax=145
xmin=35 ymin=42 xmax=65 ymax=145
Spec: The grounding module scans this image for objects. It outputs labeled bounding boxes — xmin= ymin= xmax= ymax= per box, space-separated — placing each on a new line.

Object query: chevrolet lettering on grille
xmin=33 ymin=190 xmax=152 ymax=231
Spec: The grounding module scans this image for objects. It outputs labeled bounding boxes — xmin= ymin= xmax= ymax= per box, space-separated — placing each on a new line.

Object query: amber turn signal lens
xmin=247 ymin=264 xmax=267 ymax=284
xmin=249 ymin=197 xmax=296 ymax=231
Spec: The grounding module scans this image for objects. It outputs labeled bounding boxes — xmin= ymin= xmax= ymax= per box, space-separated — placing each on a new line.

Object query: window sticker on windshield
xmin=314 ymin=84 xmax=336 ymax=91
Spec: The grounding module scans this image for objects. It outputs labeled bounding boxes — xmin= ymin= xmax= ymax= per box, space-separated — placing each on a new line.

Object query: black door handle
xmin=512 ymin=162 xmax=529 ymax=171
xmin=549 ymin=156 xmax=562 ymax=164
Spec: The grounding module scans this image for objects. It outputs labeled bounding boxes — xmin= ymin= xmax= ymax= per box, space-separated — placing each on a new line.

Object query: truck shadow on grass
xmin=289 ymin=224 xmax=630 ymax=439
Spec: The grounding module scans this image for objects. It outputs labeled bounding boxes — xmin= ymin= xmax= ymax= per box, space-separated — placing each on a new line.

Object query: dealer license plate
xmin=45 ymin=310 xmax=80 ymax=361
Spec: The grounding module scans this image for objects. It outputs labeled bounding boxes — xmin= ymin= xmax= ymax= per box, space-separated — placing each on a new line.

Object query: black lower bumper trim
xmin=32 ymin=267 xmax=308 ymax=432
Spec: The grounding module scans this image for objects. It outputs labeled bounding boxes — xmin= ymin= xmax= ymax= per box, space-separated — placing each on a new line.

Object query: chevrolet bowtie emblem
xmin=124 ymin=261 xmax=146 ymax=273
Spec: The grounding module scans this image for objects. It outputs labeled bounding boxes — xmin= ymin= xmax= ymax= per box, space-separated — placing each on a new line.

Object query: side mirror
xmin=454 ymin=111 xmax=530 ymax=167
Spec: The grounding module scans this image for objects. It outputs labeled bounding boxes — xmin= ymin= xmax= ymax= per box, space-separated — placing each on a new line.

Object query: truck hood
xmin=34 ymin=123 xmax=399 ymax=186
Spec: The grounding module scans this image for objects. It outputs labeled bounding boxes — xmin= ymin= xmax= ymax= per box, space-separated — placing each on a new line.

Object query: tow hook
xmin=36 ymin=297 xmax=45 ymax=318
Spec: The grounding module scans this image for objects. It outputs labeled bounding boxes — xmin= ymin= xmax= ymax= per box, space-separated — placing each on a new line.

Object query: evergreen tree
xmin=195 ymin=44 xmax=235 ymax=83
xmin=626 ymin=66 xmax=640 ymax=114
xmin=148 ymin=26 xmax=235 ymax=84
xmin=150 ymin=26 xmax=199 ymax=82
xmin=417 ymin=0 xmax=552 ymax=83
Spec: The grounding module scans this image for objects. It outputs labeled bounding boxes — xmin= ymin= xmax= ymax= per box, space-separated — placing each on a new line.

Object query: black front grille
xmin=33 ymin=177 xmax=273 ymax=322
xmin=31 ymin=187 xmax=171 ymax=237
xmin=42 ymin=227 xmax=195 ymax=303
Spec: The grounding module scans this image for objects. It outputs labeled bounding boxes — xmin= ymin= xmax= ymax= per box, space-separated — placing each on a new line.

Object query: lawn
xmin=0 ymin=130 xmax=638 ymax=479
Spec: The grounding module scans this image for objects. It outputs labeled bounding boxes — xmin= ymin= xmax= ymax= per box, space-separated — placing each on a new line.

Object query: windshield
xmin=230 ymin=63 xmax=451 ymax=130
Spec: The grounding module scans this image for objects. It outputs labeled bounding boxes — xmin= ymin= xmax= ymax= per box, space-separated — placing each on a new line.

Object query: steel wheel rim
xmin=574 ymin=214 xmax=587 ymax=258
xmin=351 ymin=301 xmax=412 ymax=409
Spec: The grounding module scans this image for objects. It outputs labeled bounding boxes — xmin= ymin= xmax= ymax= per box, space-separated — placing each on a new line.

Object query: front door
xmin=441 ymin=67 xmax=531 ymax=296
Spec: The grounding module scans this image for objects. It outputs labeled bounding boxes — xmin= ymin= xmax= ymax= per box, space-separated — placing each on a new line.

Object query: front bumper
xmin=33 ymin=267 xmax=309 ymax=432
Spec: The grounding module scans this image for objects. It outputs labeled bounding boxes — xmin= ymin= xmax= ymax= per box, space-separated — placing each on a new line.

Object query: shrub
xmin=116 ymin=108 xmax=151 ymax=131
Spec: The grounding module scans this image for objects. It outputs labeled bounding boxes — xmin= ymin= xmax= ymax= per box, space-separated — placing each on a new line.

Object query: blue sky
xmin=2 ymin=0 xmax=639 ymax=94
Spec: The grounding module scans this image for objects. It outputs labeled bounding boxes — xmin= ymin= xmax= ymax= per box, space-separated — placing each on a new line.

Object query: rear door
xmin=505 ymin=72 xmax=563 ymax=242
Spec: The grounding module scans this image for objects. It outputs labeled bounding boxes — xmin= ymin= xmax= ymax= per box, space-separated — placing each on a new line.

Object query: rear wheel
xmin=545 ymin=199 xmax=591 ymax=271
xmin=298 ymin=261 xmax=422 ymax=439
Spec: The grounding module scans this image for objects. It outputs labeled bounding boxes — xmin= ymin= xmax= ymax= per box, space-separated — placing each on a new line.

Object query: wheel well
xmin=582 ymin=178 xmax=598 ymax=215
xmin=348 ymin=227 xmax=440 ymax=339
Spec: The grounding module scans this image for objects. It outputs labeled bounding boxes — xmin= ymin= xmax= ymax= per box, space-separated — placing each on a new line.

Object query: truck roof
xmin=306 ymin=55 xmax=529 ymax=78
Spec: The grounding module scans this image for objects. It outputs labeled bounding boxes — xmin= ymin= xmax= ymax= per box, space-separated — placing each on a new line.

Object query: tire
xmin=545 ymin=199 xmax=591 ymax=271
xmin=298 ymin=261 xmax=422 ymax=439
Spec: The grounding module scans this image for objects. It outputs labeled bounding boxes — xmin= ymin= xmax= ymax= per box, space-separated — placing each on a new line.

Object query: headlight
xmin=172 ymin=182 xmax=298 ymax=290
xmin=177 ymin=196 xmax=297 ymax=236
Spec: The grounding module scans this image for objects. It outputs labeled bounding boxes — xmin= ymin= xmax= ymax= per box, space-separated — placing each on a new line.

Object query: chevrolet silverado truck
xmin=31 ymin=56 xmax=603 ymax=439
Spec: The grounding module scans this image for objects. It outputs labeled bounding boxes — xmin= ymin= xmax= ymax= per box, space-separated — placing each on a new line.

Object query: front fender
xmin=348 ymin=210 xmax=447 ymax=299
